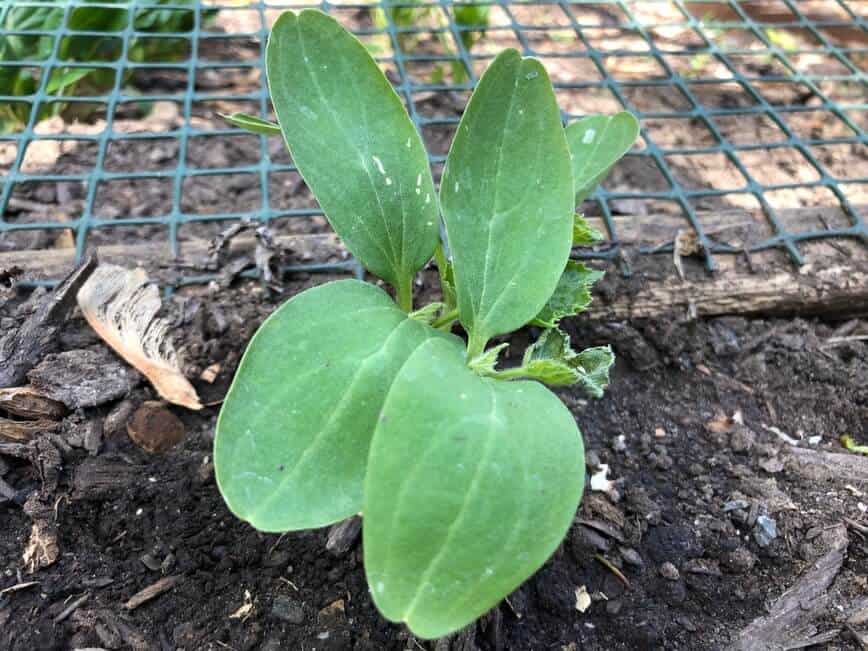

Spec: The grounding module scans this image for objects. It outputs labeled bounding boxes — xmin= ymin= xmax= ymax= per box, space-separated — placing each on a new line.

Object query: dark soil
xmin=2 ymin=6 xmax=867 ymax=649
xmin=1 ymin=272 xmax=866 ymax=650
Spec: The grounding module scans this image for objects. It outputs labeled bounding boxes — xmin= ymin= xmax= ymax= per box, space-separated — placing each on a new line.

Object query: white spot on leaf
xmin=372 ymin=155 xmax=386 ymax=175
xmin=582 ymin=128 xmax=596 ymax=144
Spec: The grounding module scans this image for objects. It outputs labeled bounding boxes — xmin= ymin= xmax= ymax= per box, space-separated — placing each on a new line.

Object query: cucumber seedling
xmin=216 ymin=9 xmax=638 ymax=639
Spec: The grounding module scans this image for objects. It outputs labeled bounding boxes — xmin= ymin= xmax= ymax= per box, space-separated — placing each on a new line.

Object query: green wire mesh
xmin=1 ymin=0 xmax=866 ymax=288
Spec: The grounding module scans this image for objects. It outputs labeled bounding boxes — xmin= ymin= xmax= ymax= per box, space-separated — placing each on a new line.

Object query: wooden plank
xmin=1 ymin=205 xmax=866 ymax=320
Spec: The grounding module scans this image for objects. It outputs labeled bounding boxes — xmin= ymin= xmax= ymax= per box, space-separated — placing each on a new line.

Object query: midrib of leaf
xmin=474 ymin=65 xmax=520 ymax=327
xmin=401 ymin=385 xmax=501 ymax=624
xmin=294 ymin=20 xmax=400 ymax=275
xmin=240 ymin=306 xmax=411 ymax=526
xmin=477 ymin=108 xmax=548 ymax=329
xmin=441 ymin=385 xmax=530 ymax=622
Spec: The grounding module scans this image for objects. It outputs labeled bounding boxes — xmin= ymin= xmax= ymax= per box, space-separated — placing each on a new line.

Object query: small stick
xmin=594 ymin=554 xmax=631 ymax=589
xmin=54 ymin=593 xmax=88 ymax=623
xmin=123 ymin=575 xmax=181 ymax=610
xmin=0 ymin=581 xmax=39 ymax=596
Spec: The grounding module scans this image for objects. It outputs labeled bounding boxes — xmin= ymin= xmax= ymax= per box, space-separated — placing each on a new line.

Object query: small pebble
xmin=620 ymin=547 xmax=644 ymax=567
xmin=754 ymin=515 xmax=777 ymax=547
xmin=659 ymin=562 xmax=680 ymax=581
xmin=271 ymin=596 xmax=305 ymax=624
xmin=720 ymin=547 xmax=757 ymax=573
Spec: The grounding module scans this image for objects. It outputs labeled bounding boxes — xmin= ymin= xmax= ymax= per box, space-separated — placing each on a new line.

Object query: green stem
xmin=396 ymin=277 xmax=413 ymax=313
xmin=431 ymin=307 xmax=459 ymax=330
xmin=488 ymin=367 xmax=528 ymax=381
xmin=465 ymin=329 xmax=489 ymax=361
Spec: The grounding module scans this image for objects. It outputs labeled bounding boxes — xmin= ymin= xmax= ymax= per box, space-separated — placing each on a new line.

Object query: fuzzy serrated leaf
xmin=467 ymin=342 xmax=509 ymax=377
xmin=523 ymin=328 xmax=614 ymax=397
xmin=409 ymin=302 xmax=445 ymax=325
xmin=532 ymin=261 xmax=604 ymax=328
xmin=573 ymin=213 xmax=606 ymax=246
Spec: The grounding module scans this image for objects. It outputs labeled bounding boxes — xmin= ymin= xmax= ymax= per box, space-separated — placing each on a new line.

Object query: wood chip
xmin=28 ymin=348 xmax=140 ymax=409
xmin=126 ymin=401 xmax=185 ymax=453
xmin=0 ymin=416 xmax=60 ymax=442
xmin=0 ymin=387 xmax=67 ymax=420
xmin=325 ymin=515 xmax=362 ymax=556
xmin=123 ymin=575 xmax=181 ymax=610
xmin=0 ymin=256 xmax=96 ymax=388
xmin=732 ymin=524 xmax=849 ymax=650
xmin=77 ymin=265 xmax=202 ymax=410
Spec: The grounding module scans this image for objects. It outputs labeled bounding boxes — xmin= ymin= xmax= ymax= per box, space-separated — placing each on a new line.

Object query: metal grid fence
xmin=1 ymin=0 xmax=866 ymax=287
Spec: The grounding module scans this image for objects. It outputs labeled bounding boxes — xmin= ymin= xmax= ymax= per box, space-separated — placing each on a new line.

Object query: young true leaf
xmin=440 ymin=49 xmax=574 ymax=356
xmin=220 ymin=112 xmax=282 ymax=136
xmin=364 ymin=337 xmax=585 ymax=639
xmin=573 ymin=213 xmax=606 ymax=246
xmin=215 ymin=280 xmax=457 ymax=532
xmin=532 ymin=261 xmax=605 ymax=328
xmin=566 ymin=111 xmax=640 ymax=204
xmin=267 ymin=10 xmax=439 ymax=308
xmin=522 ymin=328 xmax=615 ymax=397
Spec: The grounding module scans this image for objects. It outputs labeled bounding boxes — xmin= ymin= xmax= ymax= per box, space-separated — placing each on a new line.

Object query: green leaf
xmin=45 ymin=67 xmax=93 ymax=94
xmin=433 ymin=243 xmax=457 ymax=311
xmin=408 ymin=301 xmax=444 ymax=325
xmin=266 ymin=10 xmax=440 ymax=301
xmin=573 ymin=213 xmax=606 ymax=246
xmin=440 ymin=49 xmax=574 ymax=356
xmin=466 ymin=341 xmax=509 ymax=376
xmin=523 ymin=328 xmax=614 ymax=397
xmin=220 ymin=112 xmax=282 ymax=136
xmin=531 ymin=261 xmax=604 ymax=328
xmin=214 ymin=280 xmax=457 ymax=532
xmin=566 ymin=112 xmax=640 ymax=204
xmin=364 ymin=337 xmax=585 ymax=639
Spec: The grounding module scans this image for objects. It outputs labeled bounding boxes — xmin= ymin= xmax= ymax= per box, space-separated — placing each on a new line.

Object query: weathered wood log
xmin=1 ymin=206 xmax=865 ymax=320
xmin=732 ymin=523 xmax=849 ymax=650
xmin=0 ymin=387 xmax=67 ymax=420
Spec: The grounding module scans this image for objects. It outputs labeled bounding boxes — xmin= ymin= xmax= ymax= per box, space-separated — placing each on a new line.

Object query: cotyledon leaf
xmin=440 ymin=49 xmax=574 ymax=355
xmin=266 ymin=10 xmax=440 ymax=303
xmin=566 ymin=111 xmax=640 ymax=204
xmin=214 ymin=280 xmax=459 ymax=532
xmin=364 ymin=337 xmax=585 ymax=639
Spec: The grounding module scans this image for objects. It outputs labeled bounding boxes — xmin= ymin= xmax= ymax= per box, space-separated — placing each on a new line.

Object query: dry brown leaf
xmin=77 ymin=265 xmax=202 ymax=410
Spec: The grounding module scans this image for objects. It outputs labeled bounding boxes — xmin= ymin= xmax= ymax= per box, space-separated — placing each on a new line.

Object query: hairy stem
xmin=396 ymin=277 xmax=414 ymax=313
xmin=431 ymin=307 xmax=459 ymax=330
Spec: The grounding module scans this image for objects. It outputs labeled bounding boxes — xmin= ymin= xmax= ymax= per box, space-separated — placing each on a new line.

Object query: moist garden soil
xmin=1 ymin=270 xmax=866 ymax=651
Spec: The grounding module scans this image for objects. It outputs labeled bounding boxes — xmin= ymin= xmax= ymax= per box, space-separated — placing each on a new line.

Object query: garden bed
xmin=0 ymin=260 xmax=866 ymax=650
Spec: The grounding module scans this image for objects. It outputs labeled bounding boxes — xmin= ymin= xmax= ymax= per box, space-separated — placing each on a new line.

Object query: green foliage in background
xmin=372 ymin=1 xmax=490 ymax=82
xmin=0 ymin=0 xmax=213 ymax=133
xmin=215 ymin=9 xmax=638 ymax=640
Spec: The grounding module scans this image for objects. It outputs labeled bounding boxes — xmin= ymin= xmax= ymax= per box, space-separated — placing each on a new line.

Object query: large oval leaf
xmin=440 ymin=49 xmax=574 ymax=355
xmin=364 ymin=337 xmax=585 ymax=639
xmin=566 ymin=111 xmax=640 ymax=203
xmin=214 ymin=280 xmax=455 ymax=532
xmin=266 ymin=10 xmax=439 ymax=302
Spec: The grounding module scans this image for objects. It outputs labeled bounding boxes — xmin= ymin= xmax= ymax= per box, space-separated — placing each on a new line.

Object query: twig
xmin=123 ymin=575 xmax=181 ymax=610
xmin=594 ymin=554 xmax=631 ymax=589
xmin=54 ymin=593 xmax=88 ymax=623
xmin=0 ymin=581 xmax=39 ymax=596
